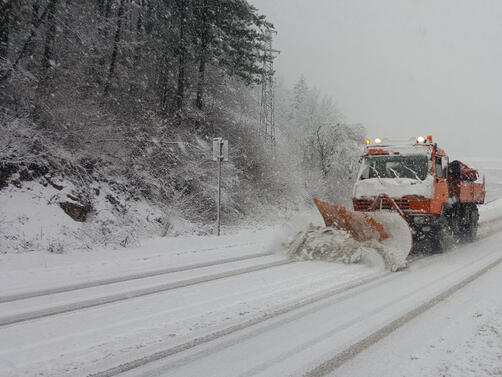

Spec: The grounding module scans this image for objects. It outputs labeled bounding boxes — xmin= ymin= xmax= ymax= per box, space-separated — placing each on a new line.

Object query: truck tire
xmin=462 ymin=205 xmax=479 ymax=242
xmin=449 ymin=204 xmax=462 ymax=243
xmin=431 ymin=215 xmax=453 ymax=253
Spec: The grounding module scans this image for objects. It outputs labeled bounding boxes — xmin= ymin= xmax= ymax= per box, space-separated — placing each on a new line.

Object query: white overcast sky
xmin=250 ymin=0 xmax=502 ymax=160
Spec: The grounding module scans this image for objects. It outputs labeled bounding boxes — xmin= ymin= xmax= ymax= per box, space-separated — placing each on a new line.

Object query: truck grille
xmin=354 ymin=198 xmax=411 ymax=211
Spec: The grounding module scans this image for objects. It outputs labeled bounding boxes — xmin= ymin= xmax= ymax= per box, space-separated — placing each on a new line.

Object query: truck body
xmin=350 ymin=136 xmax=485 ymax=249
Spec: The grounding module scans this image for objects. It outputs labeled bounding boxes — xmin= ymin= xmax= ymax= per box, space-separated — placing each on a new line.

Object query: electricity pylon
xmin=259 ymin=29 xmax=280 ymax=143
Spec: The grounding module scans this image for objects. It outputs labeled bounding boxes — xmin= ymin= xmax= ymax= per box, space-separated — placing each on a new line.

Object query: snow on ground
xmin=0 ymin=161 xmax=501 ymax=376
xmin=287 ymin=210 xmax=413 ymax=272
xmin=0 ymin=203 xmax=501 ymax=377
xmin=1 ymin=168 xmax=501 ymax=298
xmin=0 ymin=226 xmax=282 ymax=295
xmin=334 ymin=254 xmax=502 ymax=377
xmin=0 ymin=203 xmax=328 ymax=295
xmin=0 ymin=181 xmax=82 ymax=253
xmin=113 ymin=231 xmax=502 ymax=377
xmin=0 ymin=179 xmax=186 ymax=253
xmin=287 ymin=225 xmax=381 ymax=264
xmin=0 ymin=204 xmax=388 ymax=377
xmin=478 ymin=197 xmax=502 ymax=238
xmin=286 ymin=224 xmax=403 ymax=272
xmin=0 ymin=254 xmax=380 ymax=377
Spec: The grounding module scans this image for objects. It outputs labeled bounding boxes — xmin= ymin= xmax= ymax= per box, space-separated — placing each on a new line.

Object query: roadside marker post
xmin=213 ymin=138 xmax=228 ymax=236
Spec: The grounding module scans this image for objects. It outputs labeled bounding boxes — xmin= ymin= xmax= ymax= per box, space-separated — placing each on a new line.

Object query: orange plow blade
xmin=313 ymin=198 xmax=413 ymax=262
xmin=313 ymin=198 xmax=389 ymax=242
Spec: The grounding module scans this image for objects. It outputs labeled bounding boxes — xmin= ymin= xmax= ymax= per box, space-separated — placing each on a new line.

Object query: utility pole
xmin=259 ymin=29 xmax=280 ymax=144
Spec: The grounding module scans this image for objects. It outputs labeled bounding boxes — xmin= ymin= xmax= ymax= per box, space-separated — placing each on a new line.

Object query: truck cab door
xmin=433 ymin=156 xmax=449 ymax=213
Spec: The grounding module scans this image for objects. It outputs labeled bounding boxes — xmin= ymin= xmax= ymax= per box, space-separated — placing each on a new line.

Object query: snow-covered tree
xmin=274 ymin=75 xmax=365 ymax=204
xmin=0 ymin=1 xmax=365 ymax=249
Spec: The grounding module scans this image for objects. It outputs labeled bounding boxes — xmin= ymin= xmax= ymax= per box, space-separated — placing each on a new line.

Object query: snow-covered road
xmin=112 ymin=233 xmax=502 ymax=377
xmin=334 ymin=253 xmax=502 ymax=377
xmin=1 ymin=202 xmax=502 ymax=377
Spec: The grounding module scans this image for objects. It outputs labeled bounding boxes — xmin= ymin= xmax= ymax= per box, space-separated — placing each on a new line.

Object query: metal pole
xmin=217 ymin=142 xmax=222 ymax=236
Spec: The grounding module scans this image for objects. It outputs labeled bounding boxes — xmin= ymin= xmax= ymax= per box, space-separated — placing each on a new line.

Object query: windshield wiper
xmin=369 ymin=166 xmax=383 ymax=185
xmin=403 ymin=166 xmax=421 ymax=181
xmin=388 ymin=167 xmax=402 ymax=183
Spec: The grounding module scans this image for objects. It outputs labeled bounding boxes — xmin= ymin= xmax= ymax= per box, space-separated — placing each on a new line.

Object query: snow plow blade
xmin=313 ymin=198 xmax=388 ymax=242
xmin=313 ymin=198 xmax=413 ymax=261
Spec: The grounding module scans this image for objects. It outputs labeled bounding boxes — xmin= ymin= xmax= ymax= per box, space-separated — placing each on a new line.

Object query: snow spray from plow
xmin=288 ymin=199 xmax=412 ymax=271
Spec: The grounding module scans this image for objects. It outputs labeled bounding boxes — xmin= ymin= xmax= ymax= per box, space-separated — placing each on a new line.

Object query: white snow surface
xmin=0 ymin=224 xmax=382 ymax=377
xmin=0 ymin=160 xmax=502 ymax=377
xmin=116 ymin=231 xmax=502 ymax=377
xmin=0 ymin=181 xmax=82 ymax=253
xmin=334 ymin=253 xmax=502 ymax=377
xmin=0 ymin=180 xmax=196 ymax=254
xmin=478 ymin=197 xmax=502 ymax=238
xmin=287 ymin=211 xmax=412 ymax=272
xmin=0 ymin=226 xmax=284 ymax=296
xmin=287 ymin=225 xmax=371 ymax=263
xmin=373 ymin=211 xmax=413 ymax=270
xmin=0 ymin=201 xmax=501 ymax=377
xmin=353 ymin=175 xmax=434 ymax=199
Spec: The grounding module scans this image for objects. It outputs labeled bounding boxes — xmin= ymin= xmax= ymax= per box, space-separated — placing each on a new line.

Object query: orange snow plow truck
xmin=314 ymin=136 xmax=485 ymax=254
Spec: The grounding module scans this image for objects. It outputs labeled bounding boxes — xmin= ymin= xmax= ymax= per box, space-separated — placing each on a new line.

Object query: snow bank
xmin=0 ymin=179 xmax=196 ymax=253
xmin=287 ymin=225 xmax=369 ymax=264
xmin=287 ymin=221 xmax=409 ymax=272
xmin=0 ymin=182 xmax=81 ymax=253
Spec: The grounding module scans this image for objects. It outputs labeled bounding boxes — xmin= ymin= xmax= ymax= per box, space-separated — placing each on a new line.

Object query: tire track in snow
xmin=304 ymin=255 xmax=502 ymax=377
xmin=88 ymin=271 xmax=393 ymax=377
xmin=91 ymin=241 xmax=502 ymax=377
xmin=0 ymin=251 xmax=269 ymax=303
xmin=0 ymin=257 xmax=291 ymax=327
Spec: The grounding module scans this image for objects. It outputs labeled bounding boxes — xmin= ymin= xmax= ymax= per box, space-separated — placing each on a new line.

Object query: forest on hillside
xmin=0 ymin=0 xmax=364 ymax=251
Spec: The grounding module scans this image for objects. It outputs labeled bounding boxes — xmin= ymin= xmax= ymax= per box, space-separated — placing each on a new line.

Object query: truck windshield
xmin=358 ymin=155 xmax=429 ymax=181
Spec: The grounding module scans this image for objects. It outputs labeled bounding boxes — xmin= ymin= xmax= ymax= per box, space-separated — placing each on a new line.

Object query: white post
xmin=213 ymin=138 xmax=228 ymax=236
xmin=217 ymin=142 xmax=222 ymax=236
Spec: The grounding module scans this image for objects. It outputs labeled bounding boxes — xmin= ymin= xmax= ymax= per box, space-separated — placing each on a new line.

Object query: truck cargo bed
xmin=449 ymin=181 xmax=485 ymax=204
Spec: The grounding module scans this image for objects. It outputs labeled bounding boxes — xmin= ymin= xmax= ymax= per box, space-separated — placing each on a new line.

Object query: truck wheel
xmin=431 ymin=221 xmax=453 ymax=253
xmin=462 ymin=205 xmax=479 ymax=242
xmin=449 ymin=204 xmax=463 ymax=243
